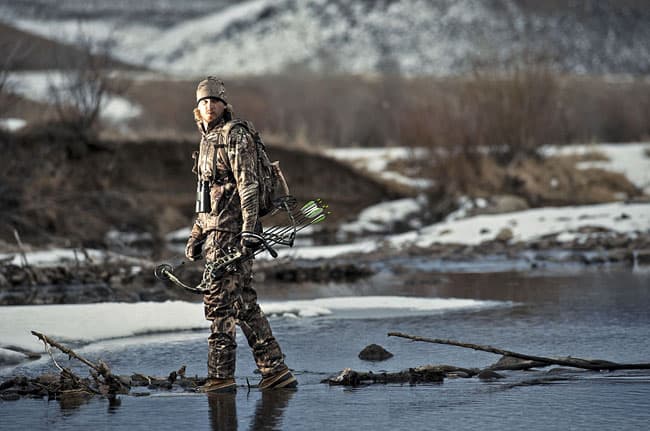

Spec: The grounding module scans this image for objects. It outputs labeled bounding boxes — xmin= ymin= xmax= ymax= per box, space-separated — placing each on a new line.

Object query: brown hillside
xmin=0 ymin=21 xmax=138 ymax=71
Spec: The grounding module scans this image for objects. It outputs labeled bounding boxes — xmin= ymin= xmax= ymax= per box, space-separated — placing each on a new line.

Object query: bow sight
xmin=154 ymin=198 xmax=330 ymax=294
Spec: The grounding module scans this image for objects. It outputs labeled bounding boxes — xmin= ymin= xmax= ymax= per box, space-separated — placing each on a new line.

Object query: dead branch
xmin=31 ymin=330 xmax=129 ymax=395
xmin=12 ymin=228 xmax=29 ymax=268
xmin=388 ymin=332 xmax=650 ymax=371
xmin=32 ymin=331 xmax=99 ymax=371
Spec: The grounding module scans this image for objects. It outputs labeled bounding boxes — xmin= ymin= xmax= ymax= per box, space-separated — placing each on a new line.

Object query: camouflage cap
xmin=196 ymin=76 xmax=228 ymax=104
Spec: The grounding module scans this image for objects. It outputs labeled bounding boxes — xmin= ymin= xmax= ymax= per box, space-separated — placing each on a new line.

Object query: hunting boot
xmin=259 ymin=368 xmax=297 ymax=390
xmin=199 ymin=377 xmax=237 ymax=393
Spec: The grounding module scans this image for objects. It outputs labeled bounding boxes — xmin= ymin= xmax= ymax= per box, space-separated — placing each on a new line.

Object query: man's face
xmin=198 ymin=98 xmax=226 ymax=124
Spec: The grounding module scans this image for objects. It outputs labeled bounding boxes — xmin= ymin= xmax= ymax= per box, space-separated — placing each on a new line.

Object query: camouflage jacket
xmin=191 ymin=114 xmax=259 ymax=237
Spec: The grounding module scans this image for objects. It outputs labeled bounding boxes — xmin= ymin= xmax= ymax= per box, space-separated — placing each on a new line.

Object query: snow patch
xmin=0 ymin=297 xmax=510 ymax=358
xmin=269 ymin=240 xmax=379 ymax=261
xmin=0 ymin=118 xmax=27 ymax=131
xmin=324 ymin=147 xmax=432 ymax=189
xmin=166 ymin=227 xmax=191 ymax=242
xmin=262 ymin=296 xmax=509 ymax=318
xmin=261 ymin=201 xmax=650 ymax=260
xmin=0 ymin=248 xmax=142 ymax=267
xmin=340 ymin=196 xmax=426 ymax=235
xmin=6 ymin=72 xmax=141 ymax=123
xmin=543 ymin=143 xmax=650 ymax=194
xmin=391 ymin=202 xmax=650 ymax=248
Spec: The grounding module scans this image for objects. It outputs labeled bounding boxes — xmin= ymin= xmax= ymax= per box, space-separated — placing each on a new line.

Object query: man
xmin=185 ymin=77 xmax=297 ymax=392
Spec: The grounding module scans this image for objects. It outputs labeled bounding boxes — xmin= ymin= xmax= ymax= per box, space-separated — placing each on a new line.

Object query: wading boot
xmin=259 ymin=368 xmax=297 ymax=390
xmin=199 ymin=377 xmax=237 ymax=393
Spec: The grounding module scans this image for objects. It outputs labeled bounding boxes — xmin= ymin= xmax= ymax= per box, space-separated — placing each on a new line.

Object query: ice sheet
xmin=0 ymin=297 xmax=509 ymax=356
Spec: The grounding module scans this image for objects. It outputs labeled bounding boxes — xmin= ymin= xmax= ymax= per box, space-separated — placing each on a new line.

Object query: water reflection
xmin=207 ymin=389 xmax=295 ymax=431
xmin=248 ymin=389 xmax=295 ymax=431
xmin=208 ymin=393 xmax=238 ymax=431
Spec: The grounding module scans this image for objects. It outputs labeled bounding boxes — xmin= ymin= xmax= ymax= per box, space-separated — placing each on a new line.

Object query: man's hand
xmin=185 ymin=235 xmax=204 ymax=261
xmin=240 ymin=234 xmax=262 ymax=256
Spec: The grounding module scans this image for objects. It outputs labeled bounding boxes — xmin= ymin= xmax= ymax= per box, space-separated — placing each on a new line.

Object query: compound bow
xmin=154 ymin=198 xmax=329 ymax=294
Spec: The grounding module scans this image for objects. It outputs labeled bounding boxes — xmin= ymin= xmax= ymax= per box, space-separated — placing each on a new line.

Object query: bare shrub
xmin=124 ymin=71 xmax=650 ymax=151
xmin=460 ymin=63 xmax=561 ymax=163
xmin=559 ymin=76 xmax=650 ymax=143
xmin=0 ymin=39 xmax=23 ymax=119
xmin=50 ymin=30 xmax=128 ymax=140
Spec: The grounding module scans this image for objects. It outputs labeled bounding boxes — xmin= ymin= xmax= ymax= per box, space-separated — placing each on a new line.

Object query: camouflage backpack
xmin=220 ymin=120 xmax=291 ymax=217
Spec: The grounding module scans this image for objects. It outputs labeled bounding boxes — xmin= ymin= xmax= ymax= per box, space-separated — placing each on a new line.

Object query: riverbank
xmin=1 ymin=226 xmax=648 ymax=307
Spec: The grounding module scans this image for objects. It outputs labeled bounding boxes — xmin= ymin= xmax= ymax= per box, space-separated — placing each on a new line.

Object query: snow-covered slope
xmin=2 ymin=0 xmax=649 ymax=76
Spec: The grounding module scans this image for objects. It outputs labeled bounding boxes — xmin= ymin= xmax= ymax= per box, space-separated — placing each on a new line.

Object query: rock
xmin=607 ymin=249 xmax=634 ymax=264
xmin=495 ymin=227 xmax=514 ymax=243
xmin=0 ymin=392 xmax=20 ymax=401
xmin=478 ymin=370 xmax=505 ymax=380
xmin=9 ymin=271 xmax=26 ymax=284
xmin=35 ymin=373 xmax=59 ymax=386
xmin=477 ymin=195 xmax=529 ymax=215
xmin=636 ymin=250 xmax=650 ymax=266
xmin=358 ymin=344 xmax=394 ymax=361
xmin=326 ymin=368 xmax=360 ymax=386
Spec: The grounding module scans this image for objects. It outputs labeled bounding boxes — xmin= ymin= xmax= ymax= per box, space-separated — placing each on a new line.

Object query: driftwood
xmin=388 ymin=332 xmax=650 ymax=371
xmin=1 ymin=332 xmax=205 ymax=403
xmin=324 ymin=365 xmax=445 ymax=386
xmin=31 ymin=330 xmax=130 ymax=397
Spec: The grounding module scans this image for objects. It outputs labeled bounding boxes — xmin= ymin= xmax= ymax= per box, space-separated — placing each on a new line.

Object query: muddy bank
xmin=0 ymin=127 xmax=403 ymax=248
xmin=0 ymin=258 xmax=374 ymax=305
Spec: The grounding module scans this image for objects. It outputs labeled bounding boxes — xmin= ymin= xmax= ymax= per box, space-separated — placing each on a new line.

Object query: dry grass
xmin=121 ymin=71 xmax=650 ymax=151
xmin=115 ymin=69 xmax=650 ymax=212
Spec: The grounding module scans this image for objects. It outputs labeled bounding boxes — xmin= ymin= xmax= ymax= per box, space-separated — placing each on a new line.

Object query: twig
xmin=387 ymin=332 xmax=650 ymax=371
xmin=81 ymin=247 xmax=94 ymax=264
xmin=32 ymin=331 xmax=100 ymax=372
xmin=12 ymin=228 xmax=29 ymax=267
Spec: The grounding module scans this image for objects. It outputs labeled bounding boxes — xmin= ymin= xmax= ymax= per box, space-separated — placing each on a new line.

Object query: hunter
xmin=185 ymin=77 xmax=297 ymax=392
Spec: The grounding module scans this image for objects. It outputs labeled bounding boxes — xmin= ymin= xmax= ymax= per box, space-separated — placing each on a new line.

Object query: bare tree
xmin=50 ymin=28 xmax=129 ymax=139
xmin=0 ymin=40 xmax=23 ymax=120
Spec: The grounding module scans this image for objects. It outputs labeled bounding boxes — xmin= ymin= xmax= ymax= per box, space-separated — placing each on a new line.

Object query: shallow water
xmin=2 ymin=269 xmax=650 ymax=430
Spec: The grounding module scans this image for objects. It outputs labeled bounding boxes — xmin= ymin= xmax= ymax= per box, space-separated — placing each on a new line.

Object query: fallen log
xmin=388 ymin=332 xmax=650 ymax=371
xmin=323 ymin=365 xmax=445 ymax=386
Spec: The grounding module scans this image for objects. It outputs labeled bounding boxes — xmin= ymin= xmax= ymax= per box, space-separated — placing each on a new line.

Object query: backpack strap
xmin=219 ymin=120 xmax=250 ymax=146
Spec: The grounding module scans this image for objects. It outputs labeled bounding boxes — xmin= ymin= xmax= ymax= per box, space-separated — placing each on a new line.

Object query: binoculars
xmin=195 ymin=180 xmax=211 ymax=213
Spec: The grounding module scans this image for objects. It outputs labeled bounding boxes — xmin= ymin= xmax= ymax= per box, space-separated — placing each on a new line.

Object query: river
xmin=1 ymin=268 xmax=649 ymax=430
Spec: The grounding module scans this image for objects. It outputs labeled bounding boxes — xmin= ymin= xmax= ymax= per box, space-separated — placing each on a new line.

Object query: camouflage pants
xmin=202 ymin=230 xmax=287 ymax=379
